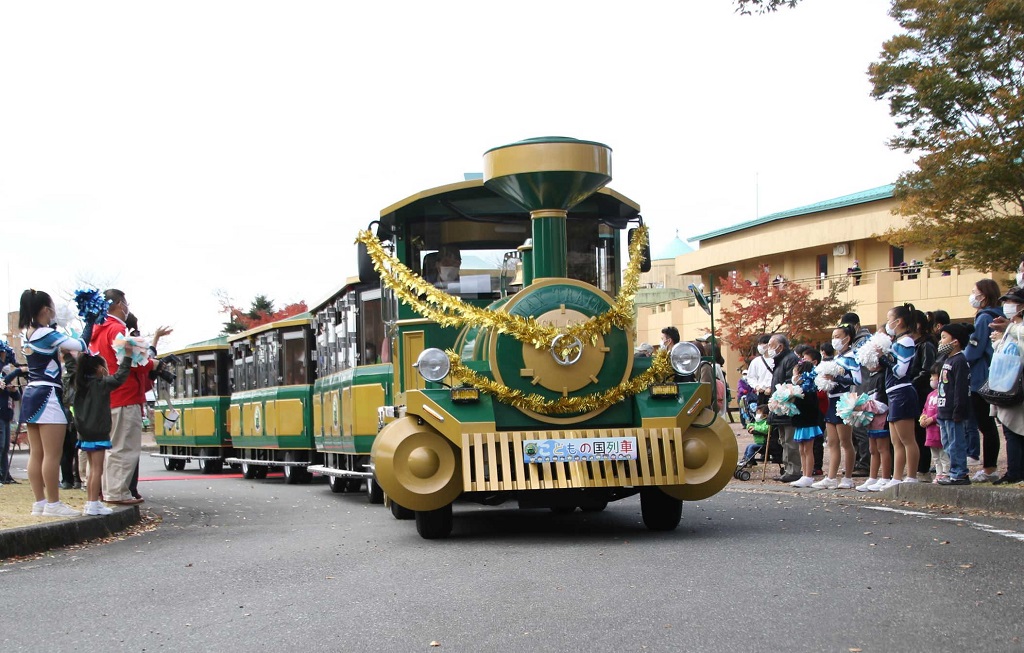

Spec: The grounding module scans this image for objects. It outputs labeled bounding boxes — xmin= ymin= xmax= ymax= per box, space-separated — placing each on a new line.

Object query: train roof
xmin=379 ymin=179 xmax=641 ymax=227
xmin=163 ymin=336 xmax=230 ymax=356
xmin=309 ymin=276 xmax=363 ymax=314
xmin=226 ymin=312 xmax=313 ymax=343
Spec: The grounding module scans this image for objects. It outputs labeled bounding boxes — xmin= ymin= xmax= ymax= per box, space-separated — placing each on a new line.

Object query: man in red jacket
xmin=89 ymin=289 xmax=171 ymax=505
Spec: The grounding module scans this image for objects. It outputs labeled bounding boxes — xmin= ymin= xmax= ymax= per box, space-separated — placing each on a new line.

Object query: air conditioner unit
xmin=833 ymin=243 xmax=849 ymax=256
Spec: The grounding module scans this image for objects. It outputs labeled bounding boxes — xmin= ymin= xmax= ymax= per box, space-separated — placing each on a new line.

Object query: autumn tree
xmin=716 ymin=265 xmax=855 ymax=356
xmin=871 ymin=0 xmax=1024 ymax=272
xmin=216 ymin=291 xmax=308 ymax=334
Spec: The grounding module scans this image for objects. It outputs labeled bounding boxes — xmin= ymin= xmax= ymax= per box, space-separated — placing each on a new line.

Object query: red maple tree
xmin=217 ymin=292 xmax=307 ymax=334
xmin=716 ymin=265 xmax=854 ymax=356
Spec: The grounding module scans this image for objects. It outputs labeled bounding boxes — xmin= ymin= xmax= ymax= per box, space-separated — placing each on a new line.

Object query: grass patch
xmin=0 ymin=482 xmax=88 ymax=530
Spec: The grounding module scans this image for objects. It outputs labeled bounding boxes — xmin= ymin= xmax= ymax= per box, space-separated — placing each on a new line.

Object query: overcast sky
xmin=0 ymin=0 xmax=914 ymax=349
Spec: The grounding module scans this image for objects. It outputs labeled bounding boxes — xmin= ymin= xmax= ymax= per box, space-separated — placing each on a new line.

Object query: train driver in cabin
xmin=423 ymin=245 xmax=462 ymax=289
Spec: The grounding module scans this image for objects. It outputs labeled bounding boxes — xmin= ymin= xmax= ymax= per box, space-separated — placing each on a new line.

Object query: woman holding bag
xmin=989 ymin=287 xmax=1024 ymax=485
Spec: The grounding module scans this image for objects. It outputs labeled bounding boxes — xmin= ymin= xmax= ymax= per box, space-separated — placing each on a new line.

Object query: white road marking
xmin=864 ymin=506 xmax=1024 ymax=543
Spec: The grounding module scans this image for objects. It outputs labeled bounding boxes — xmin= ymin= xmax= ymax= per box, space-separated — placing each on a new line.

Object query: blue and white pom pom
xmin=0 ymin=339 xmax=14 ymax=362
xmin=74 ymin=289 xmax=110 ymax=326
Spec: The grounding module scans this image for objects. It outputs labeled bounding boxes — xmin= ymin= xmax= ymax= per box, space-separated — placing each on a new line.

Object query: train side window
xmin=281 ymin=330 xmax=307 ymax=385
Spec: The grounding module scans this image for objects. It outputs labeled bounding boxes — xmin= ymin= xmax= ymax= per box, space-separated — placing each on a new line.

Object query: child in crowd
xmin=919 ymin=363 xmax=948 ymax=483
xmin=789 ymin=361 xmax=822 ymax=488
xmin=936 ymin=323 xmax=973 ymax=485
xmin=745 ymin=405 xmax=770 ymax=463
xmin=855 ymin=363 xmax=892 ymax=491
xmin=73 ymin=349 xmax=133 ymax=515
xmin=881 ymin=304 xmax=921 ymax=488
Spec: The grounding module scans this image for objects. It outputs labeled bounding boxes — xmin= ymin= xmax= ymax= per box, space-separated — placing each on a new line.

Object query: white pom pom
xmin=54 ymin=304 xmax=75 ymax=328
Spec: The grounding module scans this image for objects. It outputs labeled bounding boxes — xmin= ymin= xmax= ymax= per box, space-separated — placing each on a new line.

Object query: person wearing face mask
xmin=963 ymin=279 xmax=1003 ymax=481
xmin=878 ymin=303 xmax=921 ymax=489
xmin=10 ymin=289 xmax=90 ymax=517
xmin=988 ymin=287 xmax=1024 ymax=485
xmin=436 ymin=245 xmax=462 ymax=286
xmin=766 ymin=334 xmax=802 ymax=483
xmin=919 ymin=363 xmax=948 ymax=482
xmin=841 ymin=312 xmax=873 ymax=477
xmin=936 ymin=323 xmax=973 ymax=485
xmin=813 ymin=323 xmax=862 ymax=489
xmin=908 ymin=310 xmax=938 ymax=477
xmin=746 ymin=334 xmax=774 ymax=408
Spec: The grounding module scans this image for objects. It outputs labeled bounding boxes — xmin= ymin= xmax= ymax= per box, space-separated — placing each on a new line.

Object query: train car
xmin=307 ymin=277 xmax=394 ymax=499
xmin=151 ymin=337 xmax=232 ymax=473
xmin=223 ymin=313 xmax=321 ymax=483
xmin=365 ymin=137 xmax=738 ymax=538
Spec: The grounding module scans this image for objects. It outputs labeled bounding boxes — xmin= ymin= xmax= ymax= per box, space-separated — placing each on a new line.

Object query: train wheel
xmin=346 ymin=479 xmax=363 ymax=493
xmin=254 ymin=466 xmax=268 ymax=480
xmin=172 ymin=459 xmax=187 ymax=471
xmin=283 ymin=464 xmax=299 ymax=484
xmin=366 ymin=474 xmax=384 ymax=504
xmin=391 ymin=500 xmax=414 ymax=520
xmin=640 ymin=488 xmax=683 ymax=532
xmin=327 ymin=474 xmax=347 ymax=493
xmin=198 ymin=458 xmax=223 ymax=475
xmin=241 ymin=462 xmax=258 ymax=480
xmin=415 ymin=504 xmax=453 ymax=539
xmin=163 ymin=457 xmax=175 ymax=471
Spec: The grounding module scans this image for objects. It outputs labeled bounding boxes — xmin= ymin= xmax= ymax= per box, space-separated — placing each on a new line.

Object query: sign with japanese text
xmin=522 ymin=437 xmax=638 ymax=463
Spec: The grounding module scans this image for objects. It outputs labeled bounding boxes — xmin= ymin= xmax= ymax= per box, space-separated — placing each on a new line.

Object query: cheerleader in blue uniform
xmin=11 ymin=290 xmax=88 ymax=517
xmin=881 ymin=303 xmax=921 ymax=488
xmin=812 ymin=323 xmax=862 ymax=489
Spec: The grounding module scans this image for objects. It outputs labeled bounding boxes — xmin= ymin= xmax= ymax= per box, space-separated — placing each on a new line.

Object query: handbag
xmin=978 ymin=328 xmax=1024 ymax=407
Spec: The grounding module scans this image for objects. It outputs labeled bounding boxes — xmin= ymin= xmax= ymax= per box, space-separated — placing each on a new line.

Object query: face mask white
xmin=831 ymin=338 xmax=845 ymax=351
xmin=1004 ymin=303 xmax=1020 ymax=319
xmin=439 ymin=266 xmax=459 ymax=282
xmin=764 ymin=347 xmax=779 ymax=359
xmin=969 ymin=294 xmax=982 ymax=309
xmin=884 ymin=322 xmax=896 ymax=337
xmin=930 ymin=378 xmax=938 ymax=389
xmin=757 ymin=344 xmax=767 ymax=355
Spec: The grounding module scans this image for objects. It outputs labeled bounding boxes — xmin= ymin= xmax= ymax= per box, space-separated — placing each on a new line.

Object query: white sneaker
xmin=837 ymin=477 xmax=856 ymax=489
xmin=790 ymin=476 xmax=815 ymax=488
xmin=855 ymin=478 xmax=878 ymax=492
xmin=868 ymin=478 xmax=891 ymax=491
xmin=880 ymin=478 xmax=903 ymax=490
xmin=30 ymin=500 xmax=46 ymax=516
xmin=811 ymin=477 xmax=839 ymax=489
xmin=82 ymin=501 xmax=113 ymax=516
xmin=902 ymin=476 xmax=919 ymax=484
xmin=42 ymin=501 xmax=81 ymax=518
xmin=969 ymin=470 xmax=996 ymax=482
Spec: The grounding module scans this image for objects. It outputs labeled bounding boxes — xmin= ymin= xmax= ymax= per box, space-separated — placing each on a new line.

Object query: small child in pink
xmin=919 ymin=364 xmax=948 ymax=482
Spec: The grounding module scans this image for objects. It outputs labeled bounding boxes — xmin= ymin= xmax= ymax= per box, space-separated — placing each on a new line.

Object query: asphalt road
xmin=2 ymin=456 xmax=1023 ymax=653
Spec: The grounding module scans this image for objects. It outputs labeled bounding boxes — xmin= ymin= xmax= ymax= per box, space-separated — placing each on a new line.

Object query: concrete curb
xmin=887 ymin=482 xmax=1024 ymax=516
xmin=0 ymin=505 xmax=142 ymax=559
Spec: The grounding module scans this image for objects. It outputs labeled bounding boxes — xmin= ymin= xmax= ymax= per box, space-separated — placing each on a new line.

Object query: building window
xmin=817 ymin=254 xmax=828 ymax=289
xmin=890 ymin=245 xmax=904 ymax=269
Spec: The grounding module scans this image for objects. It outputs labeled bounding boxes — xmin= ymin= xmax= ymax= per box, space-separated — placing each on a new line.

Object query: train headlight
xmin=414 ymin=348 xmax=451 ymax=382
xmin=670 ymin=342 xmax=702 ymax=375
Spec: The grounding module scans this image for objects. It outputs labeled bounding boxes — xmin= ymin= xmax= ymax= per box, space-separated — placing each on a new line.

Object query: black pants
xmin=60 ymin=424 xmax=79 ymax=485
xmin=1003 ymin=424 xmax=1024 ymax=481
xmin=970 ymin=391 xmax=1001 ymax=468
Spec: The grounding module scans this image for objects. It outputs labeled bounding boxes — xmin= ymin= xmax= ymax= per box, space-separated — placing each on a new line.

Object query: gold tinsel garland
xmin=447 ymin=350 xmax=672 ymax=415
xmin=355 ymin=225 xmax=648 ymax=350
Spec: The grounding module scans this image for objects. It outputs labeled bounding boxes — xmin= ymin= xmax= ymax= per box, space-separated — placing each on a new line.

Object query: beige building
xmin=636 ymin=184 xmax=1008 ymax=375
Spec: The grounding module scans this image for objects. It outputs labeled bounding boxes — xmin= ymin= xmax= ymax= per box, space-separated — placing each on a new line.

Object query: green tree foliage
xmin=870 ymin=0 xmax=1024 ymax=272
xmin=734 ymin=0 xmax=802 ymax=14
xmin=717 ymin=265 xmax=855 ymax=356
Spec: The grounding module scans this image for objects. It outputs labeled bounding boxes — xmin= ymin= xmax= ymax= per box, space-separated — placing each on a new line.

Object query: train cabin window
xmin=197 ymin=354 xmax=218 ymax=397
xmin=281 ymin=330 xmax=308 ymax=385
